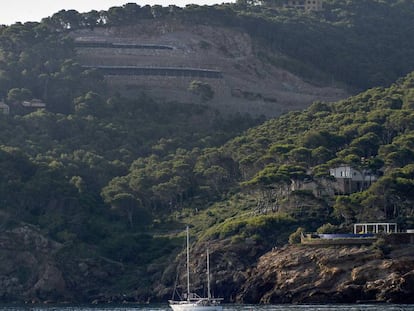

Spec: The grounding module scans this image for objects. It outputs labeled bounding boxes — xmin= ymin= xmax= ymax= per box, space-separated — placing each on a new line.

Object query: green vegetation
xmin=288 ymin=226 xmax=304 ymax=244
xmin=10 ymin=0 xmax=412 ymax=91
xmin=0 ymin=0 xmax=414 ymax=298
xmin=188 ymin=80 xmax=215 ymax=102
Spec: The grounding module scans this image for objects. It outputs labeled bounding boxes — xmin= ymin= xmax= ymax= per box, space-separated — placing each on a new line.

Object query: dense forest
xmin=0 ymin=0 xmax=414 ymax=301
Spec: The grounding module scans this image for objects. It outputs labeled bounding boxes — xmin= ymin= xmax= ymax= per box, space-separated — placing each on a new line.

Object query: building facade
xmin=329 ymin=165 xmax=377 ymax=194
xmin=285 ymin=0 xmax=323 ymax=11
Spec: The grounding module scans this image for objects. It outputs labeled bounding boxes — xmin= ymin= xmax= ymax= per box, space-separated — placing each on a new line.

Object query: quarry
xmin=72 ymin=20 xmax=349 ymax=116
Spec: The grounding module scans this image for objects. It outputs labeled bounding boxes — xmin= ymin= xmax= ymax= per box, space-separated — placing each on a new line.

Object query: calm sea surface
xmin=0 ymin=304 xmax=412 ymax=311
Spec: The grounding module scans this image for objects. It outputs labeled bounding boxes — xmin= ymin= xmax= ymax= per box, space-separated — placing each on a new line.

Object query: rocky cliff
xmin=2 ymin=225 xmax=413 ymax=304
xmin=0 ymin=225 xmax=66 ymax=302
xmin=0 ymin=225 xmax=126 ymax=303
xmin=237 ymin=244 xmax=414 ymax=304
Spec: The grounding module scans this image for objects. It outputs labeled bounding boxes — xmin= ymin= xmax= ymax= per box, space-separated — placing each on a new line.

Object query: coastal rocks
xmin=28 ymin=263 xmax=67 ymax=302
xmin=236 ymin=244 xmax=414 ymax=304
xmin=2 ymin=224 xmax=413 ymax=304
xmin=0 ymin=225 xmax=128 ymax=304
xmin=0 ymin=225 xmax=67 ymax=302
xmin=56 ymin=253 xmax=127 ymax=303
xmin=187 ymin=237 xmax=268 ymax=302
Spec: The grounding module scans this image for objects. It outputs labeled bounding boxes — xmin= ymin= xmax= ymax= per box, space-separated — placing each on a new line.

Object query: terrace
xmin=301 ymin=222 xmax=414 ymax=246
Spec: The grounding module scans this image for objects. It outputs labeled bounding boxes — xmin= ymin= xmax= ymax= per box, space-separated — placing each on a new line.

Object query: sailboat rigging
xmin=169 ymin=226 xmax=223 ymax=311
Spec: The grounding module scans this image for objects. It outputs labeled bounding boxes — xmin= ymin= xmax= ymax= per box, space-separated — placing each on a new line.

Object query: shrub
xmin=288 ymin=227 xmax=305 ymax=244
xmin=316 ymin=223 xmax=341 ymax=234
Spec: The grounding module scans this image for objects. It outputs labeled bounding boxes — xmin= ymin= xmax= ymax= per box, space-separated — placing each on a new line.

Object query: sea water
xmin=0 ymin=304 xmax=413 ymax=311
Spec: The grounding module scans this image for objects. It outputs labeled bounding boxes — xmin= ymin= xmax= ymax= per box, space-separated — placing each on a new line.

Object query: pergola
xmin=353 ymin=223 xmax=398 ymax=234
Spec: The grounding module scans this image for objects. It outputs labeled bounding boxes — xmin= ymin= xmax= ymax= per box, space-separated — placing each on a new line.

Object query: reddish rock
xmin=236 ymin=244 xmax=414 ymax=303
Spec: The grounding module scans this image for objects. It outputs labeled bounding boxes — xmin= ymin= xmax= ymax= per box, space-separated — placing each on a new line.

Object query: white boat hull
xmin=169 ymin=302 xmax=222 ymax=311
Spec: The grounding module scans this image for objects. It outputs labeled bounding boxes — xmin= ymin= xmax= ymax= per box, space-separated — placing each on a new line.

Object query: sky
xmin=0 ymin=0 xmax=234 ymax=25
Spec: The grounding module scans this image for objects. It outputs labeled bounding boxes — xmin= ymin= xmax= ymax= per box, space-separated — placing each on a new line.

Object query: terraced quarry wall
xmin=72 ymin=21 xmax=349 ymax=116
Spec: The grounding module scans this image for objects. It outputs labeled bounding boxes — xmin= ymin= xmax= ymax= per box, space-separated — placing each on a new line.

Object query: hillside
xmin=0 ymin=0 xmax=414 ymax=304
xmin=0 ymin=70 xmax=413 ymax=304
xmin=71 ymin=20 xmax=347 ymax=116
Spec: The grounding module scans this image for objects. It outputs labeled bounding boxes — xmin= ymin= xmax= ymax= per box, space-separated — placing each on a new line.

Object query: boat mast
xmin=207 ymin=248 xmax=211 ymax=299
xmin=186 ymin=226 xmax=190 ymax=301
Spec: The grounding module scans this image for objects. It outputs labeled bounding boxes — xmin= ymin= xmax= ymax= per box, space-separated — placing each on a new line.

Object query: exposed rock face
xmin=156 ymin=236 xmax=269 ymax=303
xmin=237 ymin=244 xmax=414 ymax=304
xmin=71 ymin=20 xmax=349 ymax=117
xmin=0 ymin=225 xmax=66 ymax=302
xmin=0 ymin=225 xmax=126 ymax=303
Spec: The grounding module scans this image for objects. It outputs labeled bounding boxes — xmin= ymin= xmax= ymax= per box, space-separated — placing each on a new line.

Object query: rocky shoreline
xmin=237 ymin=244 xmax=414 ymax=304
xmin=1 ymin=226 xmax=413 ymax=304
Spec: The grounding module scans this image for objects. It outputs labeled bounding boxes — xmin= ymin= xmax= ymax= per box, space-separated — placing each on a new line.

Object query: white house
xmin=22 ymin=99 xmax=46 ymax=108
xmin=330 ymin=165 xmax=377 ymax=194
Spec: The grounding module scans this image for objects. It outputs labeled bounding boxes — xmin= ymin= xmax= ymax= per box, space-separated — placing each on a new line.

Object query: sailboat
xmin=169 ymin=227 xmax=223 ymax=311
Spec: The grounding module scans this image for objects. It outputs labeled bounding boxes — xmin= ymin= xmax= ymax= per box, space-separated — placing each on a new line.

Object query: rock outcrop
xmin=237 ymin=244 xmax=414 ymax=304
xmin=0 ymin=225 xmax=126 ymax=303
xmin=1 ymin=225 xmax=413 ymax=304
xmin=0 ymin=225 xmax=66 ymax=302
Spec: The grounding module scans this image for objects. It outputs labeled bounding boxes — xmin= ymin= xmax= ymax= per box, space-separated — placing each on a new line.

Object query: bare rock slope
xmin=72 ymin=20 xmax=348 ymax=116
xmin=237 ymin=244 xmax=414 ymax=304
xmin=0 ymin=225 xmax=66 ymax=302
xmin=0 ymin=225 xmax=125 ymax=303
